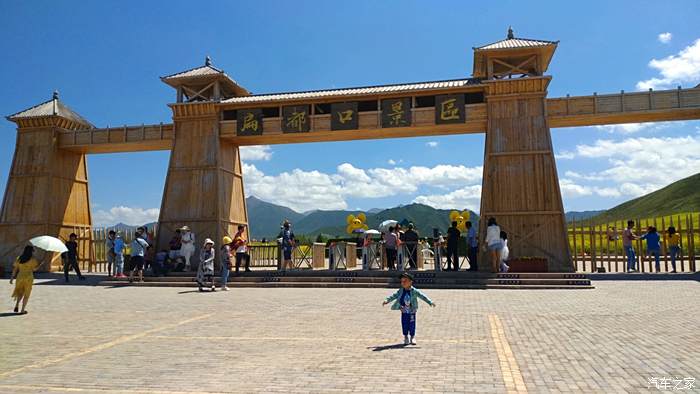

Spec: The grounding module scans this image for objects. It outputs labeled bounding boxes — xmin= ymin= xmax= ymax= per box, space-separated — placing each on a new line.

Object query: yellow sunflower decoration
xmin=449 ymin=210 xmax=471 ymax=232
xmin=346 ymin=213 xmax=369 ymax=234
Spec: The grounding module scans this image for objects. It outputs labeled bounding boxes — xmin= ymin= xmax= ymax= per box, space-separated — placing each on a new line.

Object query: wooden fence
xmin=89 ymin=225 xmax=158 ymax=272
xmin=568 ymin=213 xmax=698 ymax=273
xmin=86 ymin=214 xmax=699 ymax=274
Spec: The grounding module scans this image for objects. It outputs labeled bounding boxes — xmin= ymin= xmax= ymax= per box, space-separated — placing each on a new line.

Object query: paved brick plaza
xmin=1 ymin=278 xmax=698 ymax=393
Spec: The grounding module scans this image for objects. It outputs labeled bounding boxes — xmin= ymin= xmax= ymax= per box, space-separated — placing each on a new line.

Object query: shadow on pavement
xmin=369 ymin=343 xmax=420 ymax=352
xmin=0 ymin=312 xmax=23 ymax=318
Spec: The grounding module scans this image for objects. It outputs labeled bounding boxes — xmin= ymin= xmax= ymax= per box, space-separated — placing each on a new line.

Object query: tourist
xmin=446 ymin=221 xmax=460 ymax=271
xmin=9 ymin=245 xmax=40 ymax=314
xmin=362 ymin=233 xmax=373 ymax=270
xmin=62 ymin=233 xmax=85 ymax=282
xmin=196 ymin=238 xmax=216 ymax=291
xmin=180 ymin=226 xmax=196 ymax=271
xmin=221 ymin=236 xmax=233 ymax=290
xmin=233 ymin=224 xmax=250 ymax=274
xmin=153 ymin=249 xmax=169 ymax=276
xmin=641 ymin=226 xmax=661 ymax=272
xmin=666 ymin=226 xmax=681 ymax=273
xmin=128 ymin=229 xmax=149 ymax=283
xmin=106 ymin=230 xmax=116 ymax=277
xmin=465 ymin=221 xmax=478 ymax=271
xmin=499 ymin=231 xmax=510 ymax=273
xmin=485 ymin=218 xmax=504 ymax=273
xmin=114 ymin=233 xmax=126 ymax=278
xmin=169 ymin=229 xmax=182 ymax=260
xmin=434 ymin=231 xmax=445 ymax=271
xmin=403 ymin=223 xmax=419 ymax=270
xmin=382 ymin=272 xmax=436 ymax=345
xmin=394 ymin=226 xmax=404 ymax=270
xmin=622 ymin=220 xmax=638 ymax=272
xmin=385 ymin=226 xmax=398 ymax=270
xmin=280 ymin=221 xmax=295 ymax=271
xmin=138 ymin=226 xmax=151 ymax=245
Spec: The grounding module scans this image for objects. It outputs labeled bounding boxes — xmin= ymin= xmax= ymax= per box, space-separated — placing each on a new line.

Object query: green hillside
xmin=590 ymin=173 xmax=700 ymax=223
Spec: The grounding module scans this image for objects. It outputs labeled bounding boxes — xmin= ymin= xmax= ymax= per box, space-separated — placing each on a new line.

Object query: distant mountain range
xmin=246 ymin=196 xmax=478 ymax=239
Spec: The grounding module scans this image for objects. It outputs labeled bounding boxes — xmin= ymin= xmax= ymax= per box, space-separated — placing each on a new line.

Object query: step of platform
xmin=99 ymin=271 xmax=593 ymax=290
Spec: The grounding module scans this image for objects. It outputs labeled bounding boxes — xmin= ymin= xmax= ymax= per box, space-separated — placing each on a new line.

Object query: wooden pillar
xmin=478 ymin=77 xmax=572 ymax=272
xmin=0 ymin=116 xmax=93 ymax=271
xmin=156 ymin=102 xmax=248 ymax=265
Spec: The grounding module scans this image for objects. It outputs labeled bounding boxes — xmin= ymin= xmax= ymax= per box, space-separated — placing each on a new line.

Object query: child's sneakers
xmin=410 ymin=336 xmax=416 ymax=345
xmin=404 ymin=335 xmax=410 ymax=345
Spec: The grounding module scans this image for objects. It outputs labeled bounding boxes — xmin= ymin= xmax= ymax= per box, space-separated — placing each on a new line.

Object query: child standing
xmin=113 ymin=233 xmax=125 ymax=278
xmin=382 ymin=273 xmax=435 ymax=345
xmin=641 ymin=226 xmax=661 ymax=272
xmin=666 ymin=226 xmax=681 ymax=273
xmin=499 ymin=231 xmax=510 ymax=273
xmin=196 ymin=239 xmax=216 ymax=292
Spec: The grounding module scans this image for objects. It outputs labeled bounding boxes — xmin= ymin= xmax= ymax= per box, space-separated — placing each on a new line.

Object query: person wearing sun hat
xmin=220 ymin=235 xmax=233 ymax=291
xmin=196 ymin=238 xmax=216 ymax=291
xmin=180 ymin=225 xmax=196 ymax=271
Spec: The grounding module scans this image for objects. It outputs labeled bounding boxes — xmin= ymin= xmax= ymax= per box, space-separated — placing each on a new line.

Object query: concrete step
xmin=100 ymin=280 xmax=593 ymax=290
xmin=101 ymin=275 xmax=590 ymax=286
xmin=99 ymin=276 xmax=592 ymax=289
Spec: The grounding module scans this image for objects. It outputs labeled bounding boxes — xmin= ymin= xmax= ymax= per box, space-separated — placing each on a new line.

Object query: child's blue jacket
xmin=385 ymin=286 xmax=434 ymax=312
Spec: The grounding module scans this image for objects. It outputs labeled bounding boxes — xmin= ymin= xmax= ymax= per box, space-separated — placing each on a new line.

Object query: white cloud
xmin=594 ymin=123 xmax=651 ymax=134
xmin=658 ymin=32 xmax=672 ymax=44
xmin=636 ymin=38 xmax=700 ymax=90
xmin=242 ymin=162 xmax=483 ymax=212
xmin=243 ymin=163 xmax=346 ymax=212
xmin=559 ymin=179 xmax=593 ymax=198
xmin=555 ymin=151 xmax=575 ymax=160
xmin=426 ymin=141 xmax=439 ymax=148
xmin=413 ymin=185 xmax=482 ymax=211
xmin=240 ymin=145 xmax=272 ymax=161
xmin=593 ymin=121 xmax=677 ymax=135
xmin=558 ymin=134 xmax=700 ymax=199
xmin=93 ymin=206 xmax=160 ymax=227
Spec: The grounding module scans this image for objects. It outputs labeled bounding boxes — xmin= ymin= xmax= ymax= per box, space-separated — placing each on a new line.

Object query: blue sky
xmin=1 ymin=1 xmax=699 ymax=225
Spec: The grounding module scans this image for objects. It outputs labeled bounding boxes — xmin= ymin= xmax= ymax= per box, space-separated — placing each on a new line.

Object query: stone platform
xmin=101 ymin=270 xmax=593 ymax=290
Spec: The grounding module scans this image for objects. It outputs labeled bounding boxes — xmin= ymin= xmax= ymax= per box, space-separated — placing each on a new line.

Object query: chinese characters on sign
xmin=435 ymin=94 xmax=465 ymax=124
xmin=236 ymin=109 xmax=263 ymax=136
xmin=282 ymin=105 xmax=310 ymax=133
xmin=235 ymin=94 xmax=467 ymax=136
xmin=381 ymin=98 xmax=411 ymax=128
xmin=331 ymin=102 xmax=359 ymax=130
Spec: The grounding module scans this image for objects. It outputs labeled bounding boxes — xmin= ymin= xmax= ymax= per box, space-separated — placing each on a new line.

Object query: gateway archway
xmin=2 ymin=28 xmax=700 ymax=272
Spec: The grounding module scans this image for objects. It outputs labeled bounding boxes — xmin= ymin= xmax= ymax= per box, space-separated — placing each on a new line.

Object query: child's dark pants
xmin=401 ymin=313 xmax=416 ymax=336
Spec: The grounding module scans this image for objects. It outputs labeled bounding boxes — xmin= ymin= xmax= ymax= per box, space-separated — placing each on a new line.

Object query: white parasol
xmin=29 ymin=236 xmax=68 ymax=253
xmin=378 ymin=220 xmax=398 ymax=233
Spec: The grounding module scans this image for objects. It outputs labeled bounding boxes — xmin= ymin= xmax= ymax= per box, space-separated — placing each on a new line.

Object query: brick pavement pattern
xmin=0 ymin=278 xmax=698 ymax=393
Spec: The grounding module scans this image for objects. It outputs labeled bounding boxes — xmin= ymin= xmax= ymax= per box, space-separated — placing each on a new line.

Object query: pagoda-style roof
xmin=222 ymin=77 xmax=482 ymax=104
xmin=472 ymin=27 xmax=558 ymax=79
xmin=161 ymin=57 xmax=250 ymax=98
xmin=6 ymin=91 xmax=94 ymax=128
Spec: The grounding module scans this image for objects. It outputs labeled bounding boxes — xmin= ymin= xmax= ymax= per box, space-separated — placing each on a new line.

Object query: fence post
xmin=636 ymin=219 xmax=643 ymax=272
xmin=590 ymin=219 xmax=596 ymax=273
xmin=572 ymin=217 xmax=578 ymax=272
